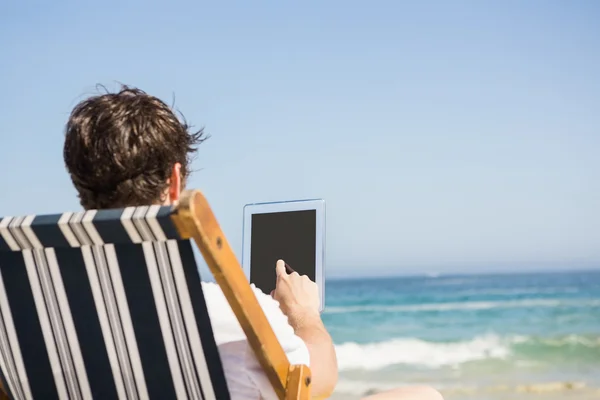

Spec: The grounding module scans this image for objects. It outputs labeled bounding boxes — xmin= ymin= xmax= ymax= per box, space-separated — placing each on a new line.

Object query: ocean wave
xmin=512 ymin=334 xmax=600 ymax=348
xmin=422 ymin=278 xmax=477 ymax=286
xmin=456 ymin=287 xmax=580 ymax=296
xmin=335 ymin=334 xmax=600 ymax=371
xmin=325 ymin=298 xmax=600 ymax=314
xmin=336 ymin=334 xmax=510 ymax=370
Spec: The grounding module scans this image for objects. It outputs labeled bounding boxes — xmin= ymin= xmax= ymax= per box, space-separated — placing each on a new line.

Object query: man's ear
xmin=168 ymin=163 xmax=182 ymax=204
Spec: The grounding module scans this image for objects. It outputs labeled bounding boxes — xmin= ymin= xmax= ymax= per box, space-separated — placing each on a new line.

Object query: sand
xmin=328 ymin=381 xmax=600 ymax=400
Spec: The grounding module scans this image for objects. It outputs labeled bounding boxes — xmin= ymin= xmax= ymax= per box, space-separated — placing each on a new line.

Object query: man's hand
xmin=271 ymin=259 xmax=338 ymax=398
xmin=271 ymin=260 xmax=320 ymax=328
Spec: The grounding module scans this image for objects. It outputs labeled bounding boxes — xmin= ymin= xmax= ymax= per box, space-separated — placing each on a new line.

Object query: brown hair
xmin=64 ymin=85 xmax=206 ymax=209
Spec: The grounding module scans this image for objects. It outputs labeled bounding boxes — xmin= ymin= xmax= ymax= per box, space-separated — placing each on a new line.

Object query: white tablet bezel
xmin=242 ymin=199 xmax=326 ymax=311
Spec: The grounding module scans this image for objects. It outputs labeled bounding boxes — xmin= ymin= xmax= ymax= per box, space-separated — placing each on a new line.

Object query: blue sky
xmin=0 ymin=1 xmax=598 ymax=277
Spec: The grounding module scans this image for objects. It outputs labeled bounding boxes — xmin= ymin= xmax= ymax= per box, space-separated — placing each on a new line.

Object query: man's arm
xmin=287 ymin=310 xmax=338 ymax=397
xmin=272 ymin=260 xmax=338 ymax=398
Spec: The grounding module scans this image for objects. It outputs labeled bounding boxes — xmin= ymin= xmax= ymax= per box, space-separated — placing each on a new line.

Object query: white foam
xmin=538 ymin=334 xmax=600 ymax=347
xmin=335 ymin=334 xmax=510 ymax=370
xmin=422 ymin=278 xmax=477 ymax=286
xmin=325 ymin=299 xmax=600 ymax=314
xmin=456 ymin=287 xmax=580 ymax=296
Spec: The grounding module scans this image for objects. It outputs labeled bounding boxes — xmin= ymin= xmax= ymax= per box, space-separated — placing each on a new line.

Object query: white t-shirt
xmin=202 ymin=282 xmax=310 ymax=399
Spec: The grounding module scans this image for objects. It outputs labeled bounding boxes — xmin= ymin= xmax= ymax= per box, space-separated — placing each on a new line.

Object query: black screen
xmin=250 ymin=210 xmax=316 ymax=294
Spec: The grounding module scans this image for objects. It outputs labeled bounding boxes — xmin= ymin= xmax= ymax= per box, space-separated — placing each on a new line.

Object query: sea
xmin=322 ymin=270 xmax=600 ymax=400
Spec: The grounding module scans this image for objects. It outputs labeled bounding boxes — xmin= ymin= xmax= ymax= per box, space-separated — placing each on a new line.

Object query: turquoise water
xmin=322 ymin=270 xmax=600 ymax=398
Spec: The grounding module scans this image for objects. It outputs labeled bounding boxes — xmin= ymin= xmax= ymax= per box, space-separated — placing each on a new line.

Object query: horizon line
xmin=324 ymin=265 xmax=600 ymax=281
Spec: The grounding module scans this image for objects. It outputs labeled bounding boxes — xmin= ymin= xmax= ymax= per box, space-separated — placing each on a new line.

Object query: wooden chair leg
xmin=285 ymin=364 xmax=311 ymax=400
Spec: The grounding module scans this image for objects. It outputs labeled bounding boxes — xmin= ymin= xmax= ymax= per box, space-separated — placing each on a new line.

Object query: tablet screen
xmin=249 ymin=210 xmax=316 ymax=294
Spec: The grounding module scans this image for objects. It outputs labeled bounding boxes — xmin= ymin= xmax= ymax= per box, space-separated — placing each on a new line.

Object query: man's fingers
xmin=275 ymin=259 xmax=287 ymax=277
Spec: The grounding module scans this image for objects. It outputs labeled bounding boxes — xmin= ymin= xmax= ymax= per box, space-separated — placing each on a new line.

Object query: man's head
xmin=64 ymin=85 xmax=206 ymax=210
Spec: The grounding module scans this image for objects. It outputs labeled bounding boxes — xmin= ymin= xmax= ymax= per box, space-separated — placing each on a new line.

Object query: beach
xmin=322 ymin=270 xmax=600 ymax=399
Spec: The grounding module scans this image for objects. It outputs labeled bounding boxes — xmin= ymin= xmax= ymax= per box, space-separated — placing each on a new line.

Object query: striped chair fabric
xmin=0 ymin=205 xmax=229 ymax=400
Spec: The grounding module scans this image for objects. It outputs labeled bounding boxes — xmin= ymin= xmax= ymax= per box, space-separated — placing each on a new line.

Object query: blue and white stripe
xmin=0 ymin=205 xmax=181 ymax=251
xmin=0 ymin=205 xmax=228 ymax=400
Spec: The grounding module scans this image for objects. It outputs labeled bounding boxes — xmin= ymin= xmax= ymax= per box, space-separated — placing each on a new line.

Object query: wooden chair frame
xmin=172 ymin=190 xmax=312 ymax=400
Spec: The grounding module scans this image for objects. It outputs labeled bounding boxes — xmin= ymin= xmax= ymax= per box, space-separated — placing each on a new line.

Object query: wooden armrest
xmin=285 ymin=365 xmax=311 ymax=400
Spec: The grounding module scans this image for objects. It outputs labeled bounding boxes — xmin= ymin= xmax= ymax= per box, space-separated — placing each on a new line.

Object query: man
xmin=63 ymin=85 xmax=442 ymax=400
xmin=63 ymin=85 xmax=337 ymax=399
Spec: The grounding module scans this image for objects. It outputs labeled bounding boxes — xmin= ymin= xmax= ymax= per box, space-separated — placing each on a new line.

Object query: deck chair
xmin=0 ymin=190 xmax=312 ymax=400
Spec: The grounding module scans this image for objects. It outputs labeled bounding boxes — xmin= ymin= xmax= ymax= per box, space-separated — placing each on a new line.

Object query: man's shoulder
xmin=201 ymin=283 xmax=310 ymax=398
xmin=201 ymin=282 xmax=297 ymax=346
xmin=201 ymin=281 xmax=281 ymax=312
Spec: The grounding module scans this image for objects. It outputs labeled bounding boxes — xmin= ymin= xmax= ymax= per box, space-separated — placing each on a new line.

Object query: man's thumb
xmin=275 ymin=259 xmax=287 ymax=277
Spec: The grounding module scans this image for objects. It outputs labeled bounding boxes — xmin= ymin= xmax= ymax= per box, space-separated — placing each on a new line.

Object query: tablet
xmin=242 ymin=199 xmax=326 ymax=311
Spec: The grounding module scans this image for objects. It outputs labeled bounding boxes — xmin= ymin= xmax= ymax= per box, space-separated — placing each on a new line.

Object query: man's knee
xmin=412 ymin=386 xmax=444 ymax=400
xmin=362 ymin=385 xmax=444 ymax=400
xmin=396 ymin=385 xmax=444 ymax=400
